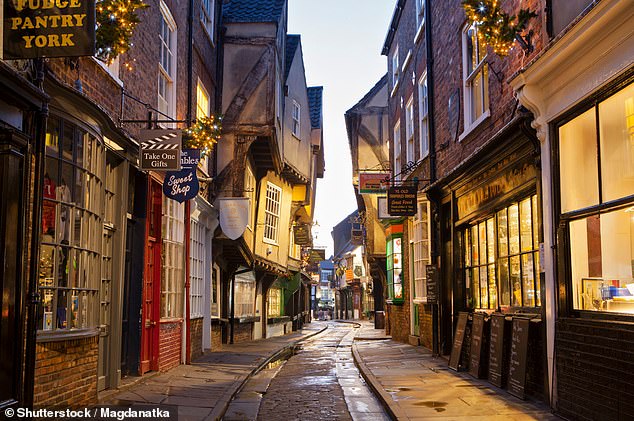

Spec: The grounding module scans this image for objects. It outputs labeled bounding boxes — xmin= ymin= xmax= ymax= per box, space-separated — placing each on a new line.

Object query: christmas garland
xmin=96 ymin=0 xmax=148 ymax=62
xmin=183 ymin=115 xmax=223 ymax=155
xmin=462 ymin=0 xmax=537 ymax=56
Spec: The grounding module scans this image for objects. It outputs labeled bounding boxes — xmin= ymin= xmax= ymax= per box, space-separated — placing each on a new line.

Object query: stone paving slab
xmin=351 ymin=321 xmax=559 ymax=421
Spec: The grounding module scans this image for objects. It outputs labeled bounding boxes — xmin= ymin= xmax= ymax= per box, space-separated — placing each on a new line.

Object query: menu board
xmin=488 ymin=314 xmax=507 ymax=387
xmin=425 ymin=265 xmax=438 ymax=304
xmin=468 ymin=313 xmax=487 ymax=378
xmin=508 ymin=317 xmax=530 ymax=399
xmin=448 ymin=312 xmax=469 ymax=371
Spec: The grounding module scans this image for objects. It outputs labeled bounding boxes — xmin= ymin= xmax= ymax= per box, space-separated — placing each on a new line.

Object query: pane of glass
xmin=499 ymin=258 xmax=510 ymax=306
xmin=60 ymin=163 xmax=73 ymax=203
xmin=464 ymin=230 xmax=471 ymax=267
xmin=510 ymin=255 xmax=521 ymax=306
xmin=520 ymin=198 xmax=533 ymax=252
xmin=71 ymin=293 xmax=79 ymax=328
xmin=46 ymin=118 xmax=60 ymax=156
xmin=522 ymin=254 xmax=535 ymax=306
xmin=532 ymin=195 xmax=539 ymax=249
xmin=59 ymin=204 xmax=71 ymax=244
xmin=487 ymin=218 xmax=495 ymax=263
xmin=599 ymin=83 xmax=634 ymax=202
xmin=498 ymin=208 xmax=508 ymax=257
xmin=76 ymin=131 xmax=85 ymax=167
xmin=509 ymin=204 xmax=520 ymax=255
xmin=471 ymin=225 xmax=479 ymax=264
xmin=73 ymin=209 xmax=82 ymax=247
xmin=58 ymin=246 xmax=71 ymax=287
xmin=483 ymin=65 xmax=489 ymax=111
xmin=559 ymin=109 xmax=599 ymax=212
xmin=465 ymin=268 xmax=473 ymax=308
xmin=479 ymin=222 xmax=487 ymax=265
xmin=62 ymin=122 xmax=75 ymax=161
xmin=39 ymin=245 xmax=55 ymax=287
xmin=534 ymin=251 xmax=541 ymax=306
xmin=40 ymin=289 xmax=55 ymax=331
xmin=467 ymin=27 xmax=476 ymax=74
xmin=488 ymin=264 xmax=497 ymax=310
xmin=472 ymin=71 xmax=482 ymax=122
xmin=75 ymin=168 xmax=84 ymax=208
xmin=42 ymin=200 xmax=57 ymax=241
xmin=68 ymin=249 xmax=78 ymax=289
xmin=56 ymin=289 xmax=69 ymax=329
xmin=480 ymin=266 xmax=488 ymax=308
xmin=472 ymin=268 xmax=480 ymax=309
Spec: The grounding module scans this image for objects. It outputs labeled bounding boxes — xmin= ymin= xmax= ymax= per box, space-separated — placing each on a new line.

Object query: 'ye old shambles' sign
xmin=163 ymin=149 xmax=200 ymax=203
xmin=3 ymin=0 xmax=96 ymax=59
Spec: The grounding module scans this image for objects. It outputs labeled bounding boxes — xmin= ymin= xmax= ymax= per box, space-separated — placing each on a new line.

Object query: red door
xmin=140 ymin=180 xmax=161 ymax=374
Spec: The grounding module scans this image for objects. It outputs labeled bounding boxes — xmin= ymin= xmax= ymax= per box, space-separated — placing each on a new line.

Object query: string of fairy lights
xmin=96 ymin=0 xmax=148 ymax=64
xmin=461 ymin=0 xmax=537 ymax=57
xmin=183 ymin=115 xmax=223 ymax=156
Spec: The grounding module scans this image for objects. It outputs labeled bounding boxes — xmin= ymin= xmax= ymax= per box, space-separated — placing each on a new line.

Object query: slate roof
xmin=307 ymin=86 xmax=323 ymax=129
xmin=223 ymin=0 xmax=286 ymax=24
xmin=285 ymin=34 xmax=300 ymax=80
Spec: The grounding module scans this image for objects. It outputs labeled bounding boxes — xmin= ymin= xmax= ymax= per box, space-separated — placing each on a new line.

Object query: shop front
xmin=435 ymin=119 xmax=547 ymax=402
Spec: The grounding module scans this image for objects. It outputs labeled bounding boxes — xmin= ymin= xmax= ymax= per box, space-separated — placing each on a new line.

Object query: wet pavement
xmin=352 ymin=321 xmax=560 ymax=421
xmin=226 ymin=322 xmax=388 ymax=421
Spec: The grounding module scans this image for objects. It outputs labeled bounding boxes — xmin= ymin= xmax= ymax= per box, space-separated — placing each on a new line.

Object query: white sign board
xmin=377 ymin=196 xmax=397 ymax=219
xmin=218 ymin=197 xmax=250 ymax=240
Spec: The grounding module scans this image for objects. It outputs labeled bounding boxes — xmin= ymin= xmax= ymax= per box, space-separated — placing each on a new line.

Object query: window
xmin=462 ymin=23 xmax=489 ymax=133
xmin=292 ymin=100 xmax=301 ymax=137
xmin=415 ymin=0 xmax=425 ymax=33
xmin=200 ymin=0 xmax=215 ymax=42
xmin=410 ymin=199 xmax=431 ymax=301
xmin=161 ymin=197 xmax=184 ymax=318
xmin=387 ymin=235 xmax=403 ymax=303
xmin=158 ymin=3 xmax=177 ymax=120
xmin=233 ymin=271 xmax=255 ymax=318
xmin=558 ymin=82 xmax=634 ymax=314
xmin=393 ymin=120 xmax=401 ymax=180
xmin=289 ymin=225 xmax=300 ymax=260
xmin=39 ymin=118 xmax=104 ymax=332
xmin=196 ymin=81 xmax=210 ymax=172
xmin=406 ymin=97 xmax=415 ymax=165
xmin=211 ymin=264 xmax=220 ymax=318
xmin=463 ymin=195 xmax=540 ymax=310
xmin=391 ymin=46 xmax=400 ymax=91
xmin=244 ymin=163 xmax=256 ymax=229
xmin=264 ymin=182 xmax=282 ymax=244
xmin=418 ymin=73 xmax=429 ymax=159
xmin=267 ymin=287 xmax=282 ymax=317
xmin=190 ymin=219 xmax=205 ymax=318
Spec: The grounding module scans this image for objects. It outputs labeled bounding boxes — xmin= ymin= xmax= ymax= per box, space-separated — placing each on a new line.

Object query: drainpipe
xmin=24 ymin=58 xmax=48 ymax=408
xmin=424 ymin=0 xmax=441 ymax=357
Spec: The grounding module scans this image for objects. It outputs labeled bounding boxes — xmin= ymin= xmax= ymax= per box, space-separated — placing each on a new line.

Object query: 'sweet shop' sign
xmin=163 ymin=149 xmax=200 ymax=203
xmin=3 ymin=0 xmax=96 ymax=59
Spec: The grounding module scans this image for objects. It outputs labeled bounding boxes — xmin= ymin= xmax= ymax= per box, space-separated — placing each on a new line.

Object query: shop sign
xmin=2 ymin=0 xmax=96 ymax=59
xmin=308 ymin=248 xmax=325 ymax=264
xmin=139 ymin=130 xmax=182 ymax=171
xmin=425 ymin=264 xmax=438 ymax=304
xmin=387 ymin=185 xmax=417 ymax=216
xmin=293 ymin=223 xmax=311 ymax=246
xmin=345 ymin=269 xmax=354 ymax=281
xmin=218 ymin=197 xmax=250 ymax=240
xmin=163 ymin=149 xmax=200 ymax=203
xmin=358 ymin=172 xmax=390 ymax=194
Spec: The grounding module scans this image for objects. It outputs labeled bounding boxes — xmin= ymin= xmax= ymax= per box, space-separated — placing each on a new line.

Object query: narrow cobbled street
xmin=224 ymin=323 xmax=389 ymax=421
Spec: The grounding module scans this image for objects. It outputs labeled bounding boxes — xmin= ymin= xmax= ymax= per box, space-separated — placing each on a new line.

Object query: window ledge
xmin=413 ymin=298 xmax=428 ymax=304
xmin=459 ymin=109 xmax=490 ymax=142
xmin=91 ymin=57 xmax=123 ymax=87
xmin=390 ymin=80 xmax=400 ymax=97
xmin=267 ymin=316 xmax=290 ymax=324
xmin=414 ymin=22 xmax=425 ymax=44
xmin=37 ymin=328 xmax=99 ymax=343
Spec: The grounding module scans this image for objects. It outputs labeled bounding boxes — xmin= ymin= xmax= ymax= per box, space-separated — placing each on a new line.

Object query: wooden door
xmin=140 ymin=180 xmax=161 ymax=374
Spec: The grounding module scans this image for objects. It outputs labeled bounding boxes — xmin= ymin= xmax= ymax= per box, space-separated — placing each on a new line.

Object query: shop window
xmin=464 ymin=195 xmax=540 ymax=310
xmin=267 ymin=287 xmax=282 ymax=317
xmin=558 ymin=82 xmax=634 ymax=314
xmin=264 ymin=182 xmax=281 ymax=244
xmin=410 ymin=199 xmax=431 ymax=302
xmin=39 ymin=117 xmax=104 ymax=333
xmin=190 ymin=219 xmax=205 ymax=318
xmin=387 ymin=235 xmax=404 ymax=303
xmin=233 ymin=271 xmax=255 ymax=317
xmin=161 ymin=197 xmax=184 ymax=319
xmin=462 ymin=23 xmax=489 ymax=135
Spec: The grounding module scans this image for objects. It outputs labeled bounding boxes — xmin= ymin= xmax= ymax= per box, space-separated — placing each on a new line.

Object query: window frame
xmin=461 ymin=23 xmax=489 ymax=138
xmin=391 ymin=45 xmax=400 ymax=95
xmin=189 ymin=218 xmax=205 ymax=319
xmin=263 ymin=182 xmax=282 ymax=245
xmin=410 ymin=198 xmax=431 ymax=303
xmin=161 ymin=197 xmax=184 ymax=319
xmin=292 ymin=100 xmax=301 ymax=138
xmin=267 ymin=287 xmax=282 ymax=317
xmin=393 ymin=119 xmax=401 ymax=181
xmin=405 ymin=96 xmax=415 ymax=165
xmin=415 ymin=0 xmax=425 ymax=43
xmin=418 ymin=72 xmax=429 ymax=159
xmin=387 ymin=234 xmax=404 ymax=304
xmin=158 ymin=1 xmax=177 ymax=122
xmin=200 ymin=0 xmax=215 ymax=44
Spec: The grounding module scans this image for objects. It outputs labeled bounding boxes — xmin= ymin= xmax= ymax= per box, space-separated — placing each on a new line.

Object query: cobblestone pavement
xmin=227 ymin=323 xmax=389 ymax=421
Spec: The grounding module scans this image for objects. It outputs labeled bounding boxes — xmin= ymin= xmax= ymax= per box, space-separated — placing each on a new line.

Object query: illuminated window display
xmin=39 ymin=116 xmax=105 ymax=332
xmin=558 ymin=82 xmax=634 ymax=314
xmin=387 ymin=234 xmax=404 ymax=303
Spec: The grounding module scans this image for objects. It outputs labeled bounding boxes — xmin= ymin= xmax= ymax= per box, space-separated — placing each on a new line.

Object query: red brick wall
xmin=419 ymin=304 xmax=433 ymax=350
xmin=34 ymin=335 xmax=98 ymax=408
xmin=190 ymin=317 xmax=203 ymax=360
xmin=211 ymin=322 xmax=222 ymax=351
xmin=159 ymin=321 xmax=182 ymax=372
xmin=233 ymin=322 xmax=253 ymax=343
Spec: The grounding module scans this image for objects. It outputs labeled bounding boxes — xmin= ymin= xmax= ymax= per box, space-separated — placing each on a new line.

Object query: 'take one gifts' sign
xmin=2 ymin=0 xmax=95 ymax=59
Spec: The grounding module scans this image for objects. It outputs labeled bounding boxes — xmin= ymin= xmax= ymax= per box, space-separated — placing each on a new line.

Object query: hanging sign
xmin=358 ymin=172 xmax=390 ymax=194
xmin=163 ymin=149 xmax=200 ymax=203
xmin=140 ymin=130 xmax=182 ymax=171
xmin=377 ymin=196 xmax=397 ymax=219
xmin=218 ymin=197 xmax=250 ymax=240
xmin=2 ymin=0 xmax=96 ymax=59
xmin=293 ymin=224 xmax=311 ymax=246
xmin=388 ymin=185 xmax=417 ymax=216
xmin=308 ymin=248 xmax=326 ymax=264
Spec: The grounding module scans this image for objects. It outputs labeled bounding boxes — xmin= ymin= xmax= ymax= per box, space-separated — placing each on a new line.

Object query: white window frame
xmin=234 ymin=272 xmax=256 ymax=318
xmin=267 ymin=287 xmax=282 ymax=317
xmin=263 ymin=182 xmax=282 ymax=244
xmin=158 ymin=1 xmax=177 ymax=123
xmin=391 ymin=45 xmax=400 ymax=95
xmin=415 ymin=0 xmax=425 ymax=43
xmin=406 ymin=97 xmax=415 ymax=165
xmin=461 ymin=23 xmax=489 ymax=138
xmin=244 ymin=164 xmax=256 ymax=230
xmin=289 ymin=225 xmax=300 ymax=260
xmin=410 ymin=198 xmax=431 ymax=303
xmin=162 ymin=197 xmax=184 ymax=319
xmin=418 ymin=72 xmax=429 ymax=159
xmin=292 ymin=100 xmax=301 ymax=137
xmin=393 ymin=120 xmax=401 ymax=181
xmin=200 ymin=0 xmax=215 ymax=44
xmin=196 ymin=80 xmax=211 ymax=172
xmin=190 ymin=219 xmax=205 ymax=318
